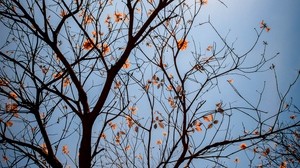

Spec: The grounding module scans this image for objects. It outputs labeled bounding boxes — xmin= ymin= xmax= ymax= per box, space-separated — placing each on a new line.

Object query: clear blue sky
xmin=1 ymin=0 xmax=299 ymax=167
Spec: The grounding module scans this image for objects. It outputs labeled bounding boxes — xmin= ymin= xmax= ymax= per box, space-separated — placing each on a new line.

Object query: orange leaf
xmin=239 ymin=143 xmax=247 ymax=150
xmin=203 ymin=114 xmax=213 ymax=122
xmin=195 ymin=125 xmax=202 ymax=132
xmin=158 ymin=122 xmax=164 ymax=129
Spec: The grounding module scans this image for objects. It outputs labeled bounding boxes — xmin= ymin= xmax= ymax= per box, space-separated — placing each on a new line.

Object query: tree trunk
xmin=79 ymin=118 xmax=94 ymax=168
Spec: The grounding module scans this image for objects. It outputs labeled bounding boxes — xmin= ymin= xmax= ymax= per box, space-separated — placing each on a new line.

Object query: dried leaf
xmin=134 ymin=126 xmax=139 ymax=133
xmin=158 ymin=122 xmax=164 ymax=129
xmin=213 ymin=120 xmax=219 ymax=124
xmin=239 ymin=143 xmax=247 ymax=150
xmin=203 ymin=114 xmax=213 ymax=122
xmin=207 ymin=123 xmax=213 ymax=129
xmin=195 ymin=125 xmax=202 ymax=132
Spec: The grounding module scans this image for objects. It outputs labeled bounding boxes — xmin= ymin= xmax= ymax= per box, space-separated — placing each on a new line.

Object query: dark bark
xmin=79 ymin=116 xmax=95 ymax=168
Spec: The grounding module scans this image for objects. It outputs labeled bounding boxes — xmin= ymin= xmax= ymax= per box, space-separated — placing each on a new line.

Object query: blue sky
xmin=210 ymin=0 xmax=300 ymax=78
xmin=194 ymin=0 xmax=300 ymax=105
xmin=1 ymin=0 xmax=299 ymax=167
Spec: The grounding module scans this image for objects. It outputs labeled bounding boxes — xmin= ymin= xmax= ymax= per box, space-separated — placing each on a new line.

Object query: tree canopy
xmin=0 ymin=0 xmax=299 ymax=167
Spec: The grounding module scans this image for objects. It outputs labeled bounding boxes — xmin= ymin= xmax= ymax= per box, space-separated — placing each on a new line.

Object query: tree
xmin=0 ymin=0 xmax=299 ymax=167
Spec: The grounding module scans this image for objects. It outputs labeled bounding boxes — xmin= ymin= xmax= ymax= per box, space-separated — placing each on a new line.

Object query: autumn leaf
xmin=126 ymin=116 xmax=134 ymax=128
xmin=62 ymin=145 xmax=69 ymax=154
xmin=177 ymin=39 xmax=188 ymax=51
xmin=234 ymin=157 xmax=240 ymax=163
xmin=200 ymin=0 xmax=208 ymax=5
xmin=125 ymin=145 xmax=131 ymax=151
xmin=114 ymin=81 xmax=122 ymax=89
xmin=101 ymin=43 xmax=110 ymax=56
xmin=203 ymin=114 xmax=213 ymax=122
xmin=6 ymin=103 xmax=18 ymax=113
xmin=207 ymin=123 xmax=213 ymax=129
xmin=9 ymin=92 xmax=17 ymax=99
xmin=122 ymin=59 xmax=131 ymax=69
xmin=194 ymin=120 xmax=202 ymax=132
xmin=83 ymin=38 xmax=95 ymax=50
xmin=158 ymin=121 xmax=164 ymax=129
xmin=213 ymin=120 xmax=219 ymax=124
xmin=41 ymin=143 xmax=48 ymax=154
xmin=227 ymin=79 xmax=234 ymax=84
xmin=239 ymin=143 xmax=247 ymax=150
xmin=100 ymin=133 xmax=106 ymax=139
xmin=6 ymin=121 xmax=13 ymax=127
xmin=53 ymin=72 xmax=63 ymax=79
xmin=109 ymin=121 xmax=117 ymax=130
xmin=60 ymin=10 xmax=67 ymax=17
xmin=206 ymin=45 xmax=213 ymax=51
xmin=128 ymin=106 xmax=138 ymax=115
xmin=63 ymin=78 xmax=71 ymax=87
xmin=134 ymin=126 xmax=139 ymax=133
xmin=156 ymin=139 xmax=162 ymax=145
xmin=262 ymin=148 xmax=270 ymax=156
xmin=0 ymin=78 xmax=9 ymax=86
xmin=114 ymin=12 xmax=125 ymax=22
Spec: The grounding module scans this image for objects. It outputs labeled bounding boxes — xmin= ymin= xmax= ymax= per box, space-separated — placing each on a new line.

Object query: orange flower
xmin=83 ymin=38 xmax=95 ymax=50
xmin=239 ymin=143 xmax=247 ymax=150
xmin=122 ymin=59 xmax=131 ymax=69
xmin=177 ymin=39 xmax=188 ymax=51
xmin=62 ymin=145 xmax=69 ymax=154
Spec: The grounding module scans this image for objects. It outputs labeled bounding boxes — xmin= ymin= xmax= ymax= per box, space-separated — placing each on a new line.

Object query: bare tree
xmin=0 ymin=0 xmax=299 ymax=167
